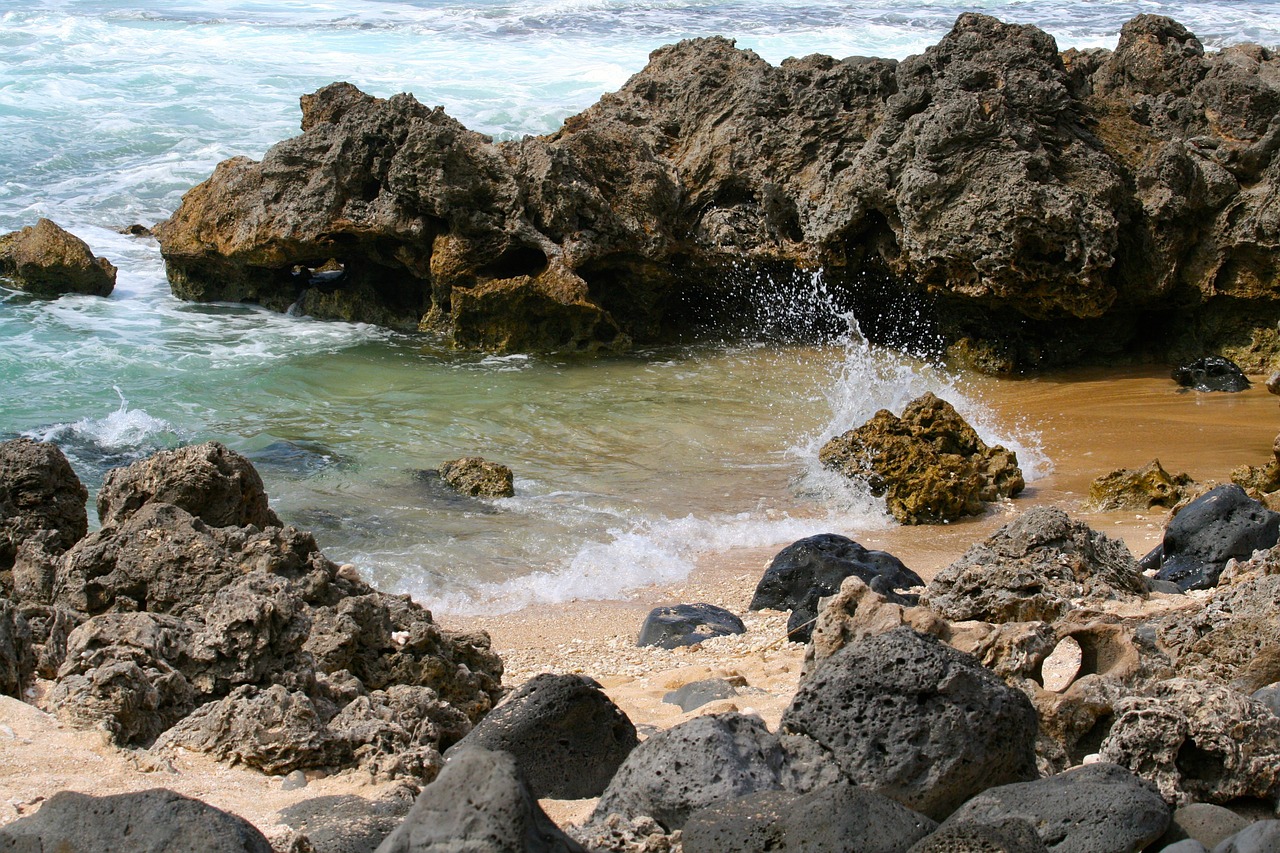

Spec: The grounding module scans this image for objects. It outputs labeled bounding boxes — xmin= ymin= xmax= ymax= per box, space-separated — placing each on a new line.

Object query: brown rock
xmin=0 ymin=438 xmax=88 ymax=576
xmin=1089 ymin=459 xmax=1195 ymax=511
xmin=438 ymin=456 xmax=515 ymax=498
xmin=0 ymin=218 xmax=116 ymax=297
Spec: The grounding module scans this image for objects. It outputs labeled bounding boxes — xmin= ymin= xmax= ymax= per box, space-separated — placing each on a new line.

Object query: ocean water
xmin=1 ymin=1 xmax=1275 ymax=614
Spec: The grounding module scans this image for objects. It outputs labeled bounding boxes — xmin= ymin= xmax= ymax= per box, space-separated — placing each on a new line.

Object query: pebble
xmin=281 ymin=770 xmax=308 ymax=791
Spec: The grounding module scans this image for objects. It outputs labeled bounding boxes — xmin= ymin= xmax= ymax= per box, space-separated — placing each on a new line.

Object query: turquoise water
xmin=2 ymin=1 xmax=1275 ymax=613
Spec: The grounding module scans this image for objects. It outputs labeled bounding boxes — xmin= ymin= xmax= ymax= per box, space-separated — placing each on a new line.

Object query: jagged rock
xmin=0 ymin=218 xmax=116 ymax=298
xmin=782 ymin=628 xmax=1038 ymax=820
xmin=1090 ymin=460 xmax=1196 ymax=511
xmin=637 ymin=603 xmax=745 ymax=649
xmin=1155 ymin=573 xmax=1280 ymax=692
xmin=1099 ymin=678 xmax=1280 ymax=806
xmin=437 ymin=456 xmax=515 ymax=498
xmin=941 ymin=763 xmax=1169 ymax=853
xmin=0 ymin=438 xmax=88 ymax=575
xmin=96 ymin=441 xmax=280 ymax=529
xmin=447 ymin=673 xmax=638 ymax=799
xmin=19 ymin=603 xmax=80 ymax=679
xmin=908 ymin=818 xmax=1049 ymax=853
xmin=589 ymin=712 xmax=841 ymax=832
xmin=681 ymin=783 xmax=937 ymax=853
xmin=1172 ymin=357 xmax=1251 ymax=392
xmin=0 ymin=788 xmax=271 ymax=852
xmin=820 ymin=393 xmax=1024 ymax=524
xmin=156 ymin=15 xmax=1280 ymax=369
xmin=922 ymin=507 xmax=1148 ymax=624
xmin=1142 ymin=484 xmax=1280 ymax=590
xmin=326 ymin=685 xmax=472 ymax=782
xmin=375 ymin=747 xmax=590 ymax=853
xmin=806 ymin=576 xmax=950 ymax=670
xmin=0 ymin=600 xmax=33 ymax=698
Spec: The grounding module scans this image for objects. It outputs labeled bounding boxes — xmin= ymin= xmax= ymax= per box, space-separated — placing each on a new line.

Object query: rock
xmin=922 ymin=507 xmax=1148 ymax=624
xmin=0 ymin=601 xmax=34 ymax=698
xmin=1156 ymin=573 xmax=1280 ymax=692
xmin=1089 ymin=460 xmax=1196 ymax=511
xmin=941 ymin=763 xmax=1169 ymax=853
xmin=1267 ymin=373 xmax=1280 ymax=396
xmin=1143 ymin=485 xmax=1280 ymax=591
xmin=589 ymin=712 xmax=840 ymax=832
xmin=1172 ymin=357 xmax=1251 ymax=392
xmin=681 ymin=782 xmax=937 ymax=853
xmin=749 ymin=533 xmax=921 ymax=641
xmin=1160 ymin=803 xmax=1252 ymax=850
xmin=326 ymin=684 xmax=469 ymax=782
xmin=0 ymin=438 xmax=88 ymax=575
xmin=637 ymin=603 xmax=745 ymax=649
xmin=0 ymin=788 xmax=271 ymax=852
xmin=782 ymin=627 xmax=1039 ymax=820
xmin=1252 ymin=682 xmax=1280 ymax=716
xmin=446 ymin=673 xmax=637 ymax=799
xmin=1099 ymin=678 xmax=1280 ymax=806
xmin=806 ymin=575 xmax=950 ymax=669
xmin=663 ymin=678 xmax=739 ymax=712
xmin=436 ymin=457 xmax=515 ymax=498
xmin=819 ymin=393 xmax=1024 ymax=524
xmin=1162 ymin=843 xmax=1210 ymax=853
xmin=1213 ymin=821 xmax=1280 ymax=853
xmin=96 ymin=441 xmax=281 ymax=530
xmin=908 ymin=818 xmax=1049 ymax=853
xmin=0 ymin=218 xmax=116 ymax=297
xmin=1232 ymin=460 xmax=1280 ymax=499
xmin=375 ymin=748 xmax=589 ymax=853
xmin=277 ymin=787 xmax=417 ymax=853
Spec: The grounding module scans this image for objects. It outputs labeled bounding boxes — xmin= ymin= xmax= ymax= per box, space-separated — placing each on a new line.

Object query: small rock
xmin=437 ymin=457 xmax=515 ymax=498
xmin=1161 ymin=803 xmax=1251 ymax=850
xmin=663 ymin=678 xmax=739 ymax=712
xmin=1089 ymin=459 xmax=1195 ymax=511
xmin=282 ymin=770 xmax=309 ymax=791
xmin=1267 ymin=372 xmax=1280 ymax=396
xmin=0 ymin=218 xmax=116 ymax=298
xmin=637 ymin=603 xmax=745 ymax=649
xmin=1172 ymin=357 xmax=1250 ymax=392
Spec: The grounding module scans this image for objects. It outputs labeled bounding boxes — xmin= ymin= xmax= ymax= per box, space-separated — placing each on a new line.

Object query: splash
xmin=25 ymin=387 xmax=186 ymax=479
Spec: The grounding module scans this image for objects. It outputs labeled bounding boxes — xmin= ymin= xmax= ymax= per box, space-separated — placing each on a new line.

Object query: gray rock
xmin=1163 ymin=804 xmax=1252 ymax=850
xmin=942 ymin=763 xmax=1170 ymax=853
xmin=446 ymin=673 xmax=637 ymax=798
xmin=374 ymin=748 xmax=588 ymax=853
xmin=0 ymin=438 xmax=88 ymax=574
xmin=1143 ymin=485 xmax=1280 ymax=591
xmin=637 ymin=603 xmax=745 ymax=649
xmin=0 ymin=601 xmax=33 ymax=698
xmin=0 ymin=218 xmax=117 ymax=298
xmin=1163 ymin=843 xmax=1210 ymax=853
xmin=0 ymin=788 xmax=270 ymax=852
xmin=663 ymin=678 xmax=738 ymax=712
xmin=278 ymin=787 xmax=416 ymax=853
xmin=781 ymin=627 xmax=1038 ymax=820
xmin=1213 ymin=821 xmax=1280 ymax=853
xmin=282 ymin=770 xmax=309 ymax=791
xmin=908 ymin=818 xmax=1049 ymax=853
xmin=1251 ymin=683 xmax=1280 ymax=716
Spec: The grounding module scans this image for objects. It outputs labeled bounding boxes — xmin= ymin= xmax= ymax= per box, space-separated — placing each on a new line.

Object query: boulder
xmin=781 ymin=628 xmax=1039 ymax=820
xmin=1142 ymin=485 xmax=1280 ymax=591
xmin=681 ymin=783 xmax=937 ymax=853
xmin=446 ymin=673 xmax=638 ymax=799
xmin=1099 ymin=678 xmax=1280 ymax=806
xmin=941 ymin=763 xmax=1170 ymax=853
xmin=0 ymin=788 xmax=271 ymax=852
xmin=663 ymin=678 xmax=739 ymax=712
xmin=1213 ymin=821 xmax=1280 ymax=853
xmin=922 ymin=507 xmax=1148 ymax=624
xmin=0 ymin=218 xmax=116 ymax=297
xmin=277 ymin=788 xmax=417 ymax=853
xmin=637 ymin=603 xmax=745 ymax=649
xmin=437 ymin=457 xmax=515 ymax=498
xmin=1089 ymin=460 xmax=1195 ymax=511
xmin=0 ymin=600 xmax=34 ymax=698
xmin=819 ymin=393 xmax=1024 ymax=524
xmin=908 ymin=818 xmax=1049 ymax=853
xmin=374 ymin=748 xmax=589 ymax=853
xmin=1156 ymin=573 xmax=1280 ymax=692
xmin=0 ymin=438 xmax=88 ymax=575
xmin=1160 ymin=803 xmax=1252 ymax=850
xmin=806 ymin=576 xmax=950 ymax=669
xmin=1172 ymin=357 xmax=1251 ymax=392
xmin=96 ymin=441 xmax=280 ymax=530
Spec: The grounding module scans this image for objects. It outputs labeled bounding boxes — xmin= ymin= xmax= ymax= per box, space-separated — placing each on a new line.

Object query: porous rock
xmin=1172 ymin=357 xmax=1251 ymax=392
xmin=782 ymin=627 xmax=1039 ymax=820
xmin=0 ymin=600 xmax=34 ymax=698
xmin=922 ymin=507 xmax=1148 ymax=624
xmin=637 ymin=603 xmax=745 ymax=649
xmin=375 ymin=747 xmax=589 ymax=853
xmin=0 ymin=788 xmax=271 ymax=852
xmin=907 ymin=817 xmax=1049 ymax=853
xmin=447 ymin=673 xmax=638 ymax=799
xmin=805 ymin=575 xmax=950 ymax=669
xmin=0 ymin=438 xmax=88 ymax=575
xmin=96 ymin=441 xmax=281 ymax=530
xmin=437 ymin=456 xmax=515 ymax=498
xmin=1156 ymin=572 xmax=1280 ymax=692
xmin=819 ymin=393 xmax=1024 ymax=524
xmin=1142 ymin=484 xmax=1280 ymax=591
xmin=277 ymin=787 xmax=417 ymax=853
xmin=0 ymin=218 xmax=116 ymax=298
xmin=1099 ymin=678 xmax=1280 ymax=806
xmin=1089 ymin=460 xmax=1196 ymax=511
xmin=941 ymin=762 xmax=1169 ymax=853
xmin=681 ymin=782 xmax=937 ymax=853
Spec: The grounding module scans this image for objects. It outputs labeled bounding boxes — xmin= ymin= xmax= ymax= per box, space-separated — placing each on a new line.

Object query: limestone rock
xmin=819 ymin=393 xmax=1024 ymax=524
xmin=1172 ymin=357 xmax=1251 ymax=392
xmin=1142 ymin=484 xmax=1280 ymax=591
xmin=0 ymin=218 xmax=116 ymax=298
xmin=0 ymin=438 xmax=88 ymax=575
xmin=437 ymin=456 xmax=515 ymax=498
xmin=1156 ymin=573 xmax=1280 ymax=692
xmin=0 ymin=600 xmax=34 ymax=698
xmin=782 ymin=627 xmax=1039 ymax=820
xmin=447 ymin=673 xmax=638 ymax=799
xmin=922 ymin=507 xmax=1148 ymax=624
xmin=96 ymin=441 xmax=280 ymax=530
xmin=637 ymin=603 xmax=745 ymax=649
xmin=806 ymin=575 xmax=950 ymax=670
xmin=1089 ymin=460 xmax=1195 ymax=511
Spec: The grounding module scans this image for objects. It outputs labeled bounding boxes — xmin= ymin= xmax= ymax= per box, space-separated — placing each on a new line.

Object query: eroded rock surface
xmin=0 ymin=218 xmax=116 ymax=298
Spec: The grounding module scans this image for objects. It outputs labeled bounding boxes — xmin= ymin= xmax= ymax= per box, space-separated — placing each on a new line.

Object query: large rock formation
xmin=155 ymin=14 xmax=1280 ymax=368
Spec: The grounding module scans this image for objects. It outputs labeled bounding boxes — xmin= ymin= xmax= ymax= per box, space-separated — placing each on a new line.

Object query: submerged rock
xmin=819 ymin=392 xmax=1024 ymax=524
xmin=0 ymin=218 xmax=116 ymax=298
xmin=1172 ymin=357 xmax=1251 ymax=392
xmin=437 ymin=456 xmax=515 ymax=498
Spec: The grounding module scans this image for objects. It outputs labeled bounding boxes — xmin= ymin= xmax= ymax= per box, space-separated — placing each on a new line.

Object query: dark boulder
xmin=375 ymin=748 xmax=590 ymax=853
xmin=446 ymin=673 xmax=638 ymax=799
xmin=941 ymin=763 xmax=1170 ymax=853
xmin=781 ymin=627 xmax=1039 ymax=820
xmin=637 ymin=602 xmax=745 ymax=649
xmin=0 ymin=601 xmax=33 ymax=698
xmin=1142 ymin=484 xmax=1280 ymax=590
xmin=277 ymin=788 xmax=417 ymax=853
xmin=908 ymin=818 xmax=1049 ymax=853
xmin=0 ymin=438 xmax=88 ymax=576
xmin=96 ymin=441 xmax=281 ymax=530
xmin=1172 ymin=357 xmax=1251 ymax=392
xmin=0 ymin=788 xmax=271 ymax=852
xmin=437 ymin=456 xmax=515 ymax=498
xmin=0 ymin=218 xmax=116 ymax=298
xmin=663 ymin=678 xmax=739 ymax=712
xmin=819 ymin=393 xmax=1024 ymax=524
